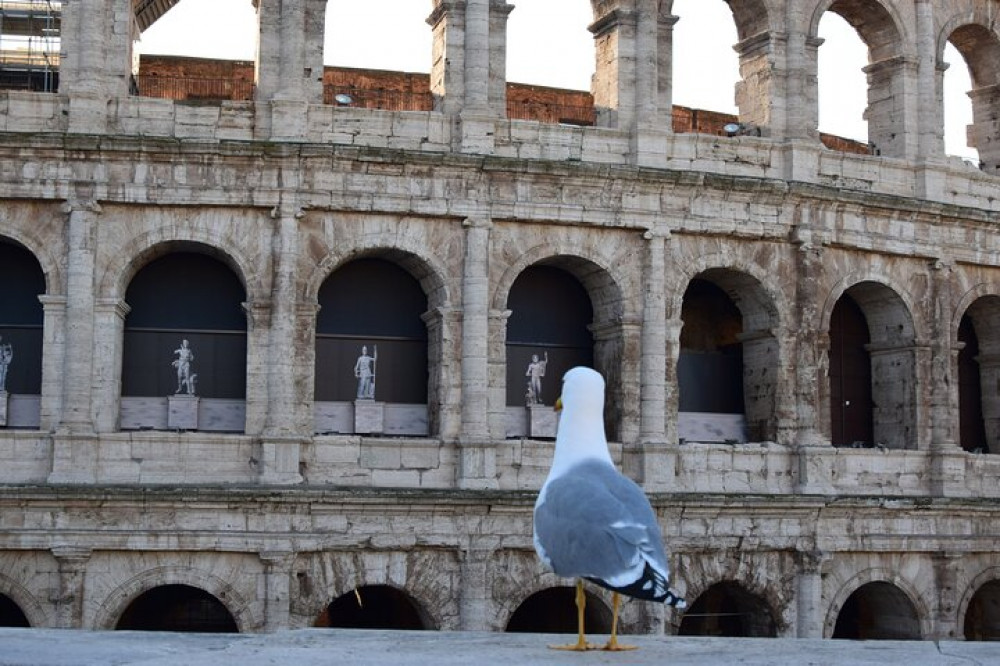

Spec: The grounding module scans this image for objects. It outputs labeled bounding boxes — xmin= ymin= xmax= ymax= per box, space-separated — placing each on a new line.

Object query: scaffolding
xmin=0 ymin=0 xmax=61 ymax=92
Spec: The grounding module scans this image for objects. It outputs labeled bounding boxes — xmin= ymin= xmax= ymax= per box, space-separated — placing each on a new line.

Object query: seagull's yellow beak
xmin=554 ymin=397 xmax=563 ymax=412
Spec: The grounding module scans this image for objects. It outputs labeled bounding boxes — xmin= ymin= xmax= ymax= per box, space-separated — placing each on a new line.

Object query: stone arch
xmin=0 ymin=572 xmax=48 ymax=628
xmin=0 ymin=231 xmax=59 ymax=297
xmin=315 ymin=583 xmax=436 ymax=630
xmin=672 ymin=258 xmax=785 ymax=443
xmin=678 ymin=580 xmax=778 ymax=637
xmin=822 ymin=276 xmax=920 ymax=450
xmin=938 ymin=15 xmax=1000 ymax=171
xmin=673 ymin=551 xmax=793 ymax=636
xmin=955 ymin=292 xmax=1000 ymax=454
xmin=292 ymin=550 xmax=458 ymax=631
xmin=824 ymin=569 xmax=931 ymax=640
xmin=305 ymin=240 xmax=452 ymax=311
xmin=505 ymin=585 xmax=613 ymax=635
xmin=493 ymin=246 xmax=630 ymax=439
xmin=958 ymin=566 xmax=1000 ymax=640
xmin=107 ymin=235 xmax=255 ymax=304
xmin=91 ymin=565 xmax=257 ymax=632
xmin=808 ymin=0 xmax=913 ymax=158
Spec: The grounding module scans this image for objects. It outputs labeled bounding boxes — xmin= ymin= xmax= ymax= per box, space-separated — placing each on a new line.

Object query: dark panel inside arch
xmin=505 ymin=587 xmax=611 ymax=635
xmin=505 ymin=266 xmax=594 ymax=406
xmin=678 ymin=582 xmax=776 ymax=638
xmin=833 ymin=581 xmax=921 ymax=640
xmin=678 ymin=279 xmax=744 ymax=413
xmin=122 ymin=253 xmax=247 ymax=399
xmin=115 ymin=584 xmax=238 ymax=633
xmin=0 ymin=241 xmax=45 ymax=394
xmin=0 ymin=594 xmax=30 ymax=627
xmin=958 ymin=314 xmax=988 ymax=454
xmin=315 ymin=259 xmax=428 ymax=403
xmin=829 ymin=293 xmax=873 ymax=448
xmin=315 ymin=585 xmax=430 ymax=630
xmin=964 ymin=580 xmax=1000 ymax=641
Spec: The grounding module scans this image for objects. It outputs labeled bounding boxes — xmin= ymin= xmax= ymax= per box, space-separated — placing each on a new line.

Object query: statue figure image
xmin=354 ymin=344 xmax=377 ymax=399
xmin=0 ymin=335 xmax=11 ymax=392
xmin=172 ymin=339 xmax=197 ymax=395
xmin=525 ymin=351 xmax=548 ymax=405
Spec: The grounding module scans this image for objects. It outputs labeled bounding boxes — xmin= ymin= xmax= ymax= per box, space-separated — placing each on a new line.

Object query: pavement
xmin=0 ymin=628 xmax=995 ymax=665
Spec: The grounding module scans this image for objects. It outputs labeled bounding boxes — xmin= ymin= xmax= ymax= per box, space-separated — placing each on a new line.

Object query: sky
xmin=135 ymin=0 xmax=976 ymax=161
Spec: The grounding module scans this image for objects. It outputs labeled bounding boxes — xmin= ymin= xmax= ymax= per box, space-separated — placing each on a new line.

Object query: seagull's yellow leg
xmin=602 ymin=592 xmax=637 ymax=651
xmin=549 ymin=580 xmax=599 ymax=651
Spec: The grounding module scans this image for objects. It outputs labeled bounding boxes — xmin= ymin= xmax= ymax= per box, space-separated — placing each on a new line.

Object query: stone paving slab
xmin=0 ymin=628 xmax=994 ymax=666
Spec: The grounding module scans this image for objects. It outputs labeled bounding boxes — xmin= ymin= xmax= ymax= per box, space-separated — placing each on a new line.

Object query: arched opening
xmin=115 ymin=584 xmax=239 ymax=633
xmin=946 ymin=23 xmax=1000 ymax=172
xmin=958 ymin=314 xmax=987 ymax=453
xmin=314 ymin=258 xmax=429 ymax=436
xmin=505 ymin=264 xmax=594 ymax=438
xmin=672 ymin=0 xmax=740 ymax=130
xmin=817 ymin=11 xmax=868 ymax=147
xmin=942 ymin=41 xmax=977 ymax=165
xmin=315 ymin=585 xmax=432 ymax=630
xmin=677 ymin=269 xmax=778 ymax=444
xmin=506 ymin=586 xmax=612 ymax=635
xmin=959 ymin=296 xmax=1000 ymax=455
xmin=964 ymin=580 xmax=1000 ymax=641
xmin=828 ymin=282 xmax=916 ymax=450
xmin=678 ymin=581 xmax=777 ymax=637
xmin=832 ymin=581 xmax=921 ymax=640
xmin=0 ymin=593 xmax=30 ymax=627
xmin=815 ymin=1 xmax=906 ymax=157
xmin=829 ymin=293 xmax=873 ymax=448
xmin=0 ymin=239 xmax=44 ymax=429
xmin=120 ymin=250 xmax=247 ymax=432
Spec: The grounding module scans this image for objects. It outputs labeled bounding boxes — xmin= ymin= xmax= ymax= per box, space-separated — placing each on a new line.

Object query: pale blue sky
xmin=136 ymin=0 xmax=976 ymax=160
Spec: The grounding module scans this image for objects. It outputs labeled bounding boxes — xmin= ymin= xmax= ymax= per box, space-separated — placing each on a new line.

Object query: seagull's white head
xmin=550 ymin=366 xmax=612 ymax=475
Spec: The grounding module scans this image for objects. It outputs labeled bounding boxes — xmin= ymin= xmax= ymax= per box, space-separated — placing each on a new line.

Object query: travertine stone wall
xmin=1 ymin=0 xmax=1000 ymax=641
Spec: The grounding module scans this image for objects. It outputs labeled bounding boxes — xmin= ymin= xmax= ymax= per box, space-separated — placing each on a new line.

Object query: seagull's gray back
xmin=533 ymin=459 xmax=669 ymax=584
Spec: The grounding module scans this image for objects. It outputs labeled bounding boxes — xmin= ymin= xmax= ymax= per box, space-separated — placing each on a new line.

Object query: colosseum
xmin=0 ymin=0 xmax=999 ymax=642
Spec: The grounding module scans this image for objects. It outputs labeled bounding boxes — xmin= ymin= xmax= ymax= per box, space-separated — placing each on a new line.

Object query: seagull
xmin=533 ymin=366 xmax=686 ymax=651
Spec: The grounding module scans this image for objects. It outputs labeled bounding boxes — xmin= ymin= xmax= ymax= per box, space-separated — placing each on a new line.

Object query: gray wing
xmin=533 ymin=459 xmax=670 ymax=588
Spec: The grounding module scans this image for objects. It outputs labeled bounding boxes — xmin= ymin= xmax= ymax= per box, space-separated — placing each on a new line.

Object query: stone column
xmin=456 ymin=0 xmax=511 ymax=153
xmin=639 ymin=231 xmax=667 ymax=444
xmin=92 ymin=298 xmax=130 ymax=433
xmin=864 ymin=56 xmax=920 ymax=160
xmin=61 ymin=0 xmax=135 ymax=132
xmin=928 ymin=261 xmax=965 ymax=493
xmin=261 ymin=207 xmax=304 ymax=484
xmin=782 ymin=32 xmax=824 ymax=181
xmin=460 ymin=218 xmax=492 ymax=440
xmin=795 ymin=550 xmax=827 ymax=638
xmin=734 ymin=31 xmax=783 ymax=137
xmin=458 ymin=544 xmax=492 ymax=631
xmin=590 ymin=8 xmax=637 ymax=130
xmin=914 ymin=0 xmax=943 ymax=161
xmin=968 ymin=84 xmax=1000 ymax=173
xmin=424 ymin=307 xmax=462 ymax=442
xmin=932 ymin=553 xmax=962 ymax=640
xmin=428 ymin=0 xmax=466 ymax=114
xmin=51 ymin=547 xmax=91 ymax=629
xmin=50 ymin=202 xmax=99 ymax=484
xmin=260 ymin=551 xmax=294 ymax=632
xmin=631 ymin=5 xmax=677 ymax=167
xmin=243 ymin=301 xmax=271 ymax=437
xmin=37 ymin=295 xmax=67 ymax=432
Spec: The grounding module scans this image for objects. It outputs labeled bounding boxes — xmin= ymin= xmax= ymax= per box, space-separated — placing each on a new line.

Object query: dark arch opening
xmin=506 ymin=586 xmax=612 ymax=635
xmin=115 ymin=584 xmax=238 ymax=633
xmin=0 ymin=240 xmax=45 ymax=398
xmin=833 ymin=581 xmax=921 ymax=640
xmin=965 ymin=580 xmax=1000 ymax=641
xmin=315 ymin=258 xmax=428 ymax=403
xmin=315 ymin=584 xmax=432 ymax=630
xmin=958 ymin=314 xmax=988 ymax=453
xmin=0 ymin=593 xmax=30 ymax=627
xmin=678 ymin=278 xmax=745 ymax=415
xmin=678 ymin=581 xmax=776 ymax=637
xmin=123 ymin=252 xmax=247 ymax=399
xmin=829 ymin=292 xmax=873 ymax=447
xmin=506 ymin=265 xmax=594 ymax=408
